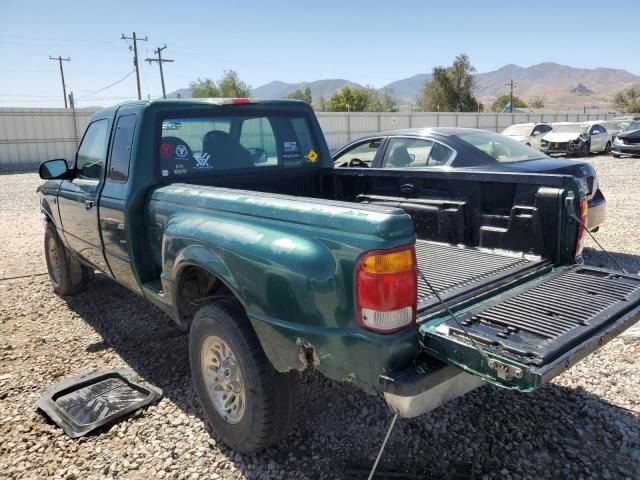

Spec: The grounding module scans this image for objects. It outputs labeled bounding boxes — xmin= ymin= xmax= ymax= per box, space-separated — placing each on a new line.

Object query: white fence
xmin=0 ymin=108 xmax=617 ymax=170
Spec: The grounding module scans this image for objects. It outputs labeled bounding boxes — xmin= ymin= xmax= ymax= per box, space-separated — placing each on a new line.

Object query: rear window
xmin=158 ymin=113 xmax=322 ymax=177
xmin=458 ymin=131 xmax=546 ymax=163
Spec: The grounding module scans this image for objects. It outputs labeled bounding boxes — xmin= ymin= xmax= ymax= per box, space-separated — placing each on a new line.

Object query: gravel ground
xmin=1 ymin=156 xmax=639 ymax=479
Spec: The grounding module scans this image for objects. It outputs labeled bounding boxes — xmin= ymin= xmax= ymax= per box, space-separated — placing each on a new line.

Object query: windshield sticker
xmin=161 ymin=169 xmax=169 ymax=177
xmin=175 ymin=144 xmax=188 ymax=158
xmin=306 ymin=149 xmax=318 ymax=163
xmin=173 ymin=164 xmax=187 ymax=175
xmin=160 ymin=143 xmax=173 ymax=158
xmin=284 ymin=141 xmax=298 ymax=153
xmin=194 ymin=152 xmax=212 ymax=169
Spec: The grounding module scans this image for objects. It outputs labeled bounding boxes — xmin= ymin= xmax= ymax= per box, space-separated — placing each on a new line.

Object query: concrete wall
xmin=0 ymin=108 xmax=616 ymax=170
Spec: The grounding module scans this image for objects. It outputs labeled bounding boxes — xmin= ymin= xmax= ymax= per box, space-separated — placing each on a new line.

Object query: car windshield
xmin=458 ymin=131 xmax=545 ymax=163
xmin=552 ymin=123 xmax=588 ymax=133
xmin=603 ymin=121 xmax=629 ymax=132
xmin=502 ymin=125 xmax=532 ymax=136
xmin=624 ymin=121 xmax=640 ymax=132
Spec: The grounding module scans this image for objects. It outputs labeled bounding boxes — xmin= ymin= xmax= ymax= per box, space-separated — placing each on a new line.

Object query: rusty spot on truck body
xmin=296 ymin=339 xmax=320 ymax=370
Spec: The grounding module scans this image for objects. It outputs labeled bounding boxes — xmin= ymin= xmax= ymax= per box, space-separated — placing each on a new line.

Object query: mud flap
xmin=419 ymin=266 xmax=640 ymax=391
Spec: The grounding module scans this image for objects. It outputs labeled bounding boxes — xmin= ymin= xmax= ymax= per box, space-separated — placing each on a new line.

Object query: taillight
xmin=355 ymin=245 xmax=417 ymax=333
xmin=575 ymin=195 xmax=588 ymax=256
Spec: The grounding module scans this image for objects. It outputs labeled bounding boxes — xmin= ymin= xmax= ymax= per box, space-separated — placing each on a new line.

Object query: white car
xmin=540 ymin=121 xmax=612 ymax=156
xmin=501 ymin=122 xmax=553 ymax=149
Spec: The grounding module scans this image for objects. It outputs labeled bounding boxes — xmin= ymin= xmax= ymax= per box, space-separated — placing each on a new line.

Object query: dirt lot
xmin=1 ymin=155 xmax=639 ymax=479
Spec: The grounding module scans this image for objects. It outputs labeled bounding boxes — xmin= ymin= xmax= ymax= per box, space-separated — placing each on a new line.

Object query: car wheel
xmin=44 ymin=222 xmax=92 ymax=295
xmin=580 ymin=142 xmax=590 ymax=157
xmin=604 ymin=141 xmax=611 ymax=154
xmin=189 ymin=298 xmax=299 ymax=453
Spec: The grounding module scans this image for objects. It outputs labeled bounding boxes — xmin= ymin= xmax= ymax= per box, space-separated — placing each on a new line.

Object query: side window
xmin=382 ymin=138 xmax=434 ymax=168
xmin=428 ymin=142 xmax=455 ymax=166
xmin=239 ymin=117 xmax=277 ymax=166
xmin=109 ymin=114 xmax=137 ymax=182
xmin=333 ymin=139 xmax=381 ymax=167
xmin=76 ymin=119 xmax=109 ymax=180
xmin=590 ymin=125 xmax=599 ymax=134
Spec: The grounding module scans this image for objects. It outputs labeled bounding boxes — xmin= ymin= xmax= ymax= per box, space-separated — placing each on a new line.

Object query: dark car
xmin=612 ymin=120 xmax=640 ymax=158
xmin=332 ymin=128 xmax=606 ymax=231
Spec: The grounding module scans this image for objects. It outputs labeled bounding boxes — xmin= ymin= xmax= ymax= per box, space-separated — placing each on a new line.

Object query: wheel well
xmin=175 ymin=265 xmax=235 ymax=327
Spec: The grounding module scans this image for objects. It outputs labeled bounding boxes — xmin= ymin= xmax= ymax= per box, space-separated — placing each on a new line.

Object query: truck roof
xmin=114 ymin=97 xmax=309 ymax=109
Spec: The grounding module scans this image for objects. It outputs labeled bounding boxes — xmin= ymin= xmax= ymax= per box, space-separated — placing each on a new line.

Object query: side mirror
xmin=532 ymin=130 xmax=541 ymax=136
xmin=39 ymin=159 xmax=70 ymax=180
xmin=591 ymin=131 xmax=600 ymax=136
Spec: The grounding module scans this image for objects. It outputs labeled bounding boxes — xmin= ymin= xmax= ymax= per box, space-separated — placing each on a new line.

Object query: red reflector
xmin=231 ymin=98 xmax=252 ymax=104
xmin=356 ymin=246 xmax=417 ymax=333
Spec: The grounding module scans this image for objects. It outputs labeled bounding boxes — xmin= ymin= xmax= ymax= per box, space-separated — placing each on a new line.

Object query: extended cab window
xmin=109 ymin=114 xmax=137 ymax=181
xmin=158 ymin=113 xmax=321 ymax=177
xmin=76 ymin=119 xmax=109 ymax=180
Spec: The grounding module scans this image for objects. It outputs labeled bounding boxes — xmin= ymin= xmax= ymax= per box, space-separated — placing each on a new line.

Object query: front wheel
xmin=44 ymin=222 xmax=93 ymax=295
xmin=189 ymin=299 xmax=299 ymax=453
xmin=604 ymin=141 xmax=611 ymax=154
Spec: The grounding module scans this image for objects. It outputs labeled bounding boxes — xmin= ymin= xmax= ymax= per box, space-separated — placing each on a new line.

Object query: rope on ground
xmin=0 ymin=272 xmax=48 ymax=282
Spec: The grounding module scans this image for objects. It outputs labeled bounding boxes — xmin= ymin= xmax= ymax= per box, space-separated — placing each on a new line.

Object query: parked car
xmin=601 ymin=119 xmax=630 ymax=142
xmin=540 ymin=121 xmax=611 ymax=156
xmin=501 ymin=122 xmax=552 ymax=149
xmin=612 ymin=120 xmax=640 ymax=158
xmin=37 ymin=100 xmax=637 ymax=454
xmin=332 ymin=128 xmax=605 ymax=230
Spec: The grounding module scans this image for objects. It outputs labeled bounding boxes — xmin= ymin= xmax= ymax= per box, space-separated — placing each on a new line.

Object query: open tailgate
xmin=419 ymin=265 xmax=640 ymax=392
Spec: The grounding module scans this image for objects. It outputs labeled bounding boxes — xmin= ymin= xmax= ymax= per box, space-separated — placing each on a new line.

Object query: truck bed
xmin=415 ymin=240 xmax=546 ymax=311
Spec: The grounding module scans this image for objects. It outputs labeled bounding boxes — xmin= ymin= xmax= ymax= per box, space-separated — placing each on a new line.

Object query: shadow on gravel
xmin=583 ymin=246 xmax=640 ymax=274
xmin=60 ymin=273 xmax=640 ymax=479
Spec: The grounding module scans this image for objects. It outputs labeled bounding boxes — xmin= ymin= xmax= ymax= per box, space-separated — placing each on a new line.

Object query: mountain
xmin=381 ymin=74 xmax=432 ymax=104
xmin=251 ymin=79 xmax=364 ymax=99
xmin=166 ymin=63 xmax=640 ymax=108
xmin=473 ymin=62 xmax=640 ymax=108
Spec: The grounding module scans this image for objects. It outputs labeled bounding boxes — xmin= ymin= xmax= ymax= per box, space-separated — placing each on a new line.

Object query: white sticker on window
xmin=284 ymin=141 xmax=298 ymax=153
xmin=162 ymin=169 xmax=169 ymax=176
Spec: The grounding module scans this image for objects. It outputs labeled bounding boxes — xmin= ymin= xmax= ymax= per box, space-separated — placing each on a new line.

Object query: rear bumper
xmin=378 ymin=358 xmax=485 ymax=417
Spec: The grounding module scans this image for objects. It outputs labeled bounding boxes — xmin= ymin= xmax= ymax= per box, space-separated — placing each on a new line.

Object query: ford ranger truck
xmin=37 ymin=99 xmax=640 ymax=453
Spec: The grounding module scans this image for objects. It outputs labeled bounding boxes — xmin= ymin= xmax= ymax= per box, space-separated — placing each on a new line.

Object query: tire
xmin=579 ymin=141 xmax=590 ymax=157
xmin=604 ymin=141 xmax=611 ymax=154
xmin=613 ymin=153 xmax=621 ymax=158
xmin=44 ymin=222 xmax=92 ymax=295
xmin=189 ymin=298 xmax=299 ymax=453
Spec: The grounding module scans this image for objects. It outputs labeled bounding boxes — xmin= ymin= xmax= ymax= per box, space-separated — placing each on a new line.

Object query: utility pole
xmin=49 ymin=55 xmax=70 ymax=108
xmin=504 ymin=79 xmax=518 ymax=113
xmin=121 ymin=32 xmax=148 ymax=100
xmin=145 ymin=45 xmax=174 ymax=99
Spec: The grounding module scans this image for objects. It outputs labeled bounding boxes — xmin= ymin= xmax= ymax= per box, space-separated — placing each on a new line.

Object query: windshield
xmin=625 ymin=121 xmax=640 ymax=132
xmin=552 ymin=123 xmax=588 ymax=133
xmin=501 ymin=125 xmax=532 ymax=136
xmin=158 ymin=112 xmax=322 ymax=178
xmin=603 ymin=121 xmax=629 ymax=132
xmin=458 ymin=131 xmax=546 ymax=163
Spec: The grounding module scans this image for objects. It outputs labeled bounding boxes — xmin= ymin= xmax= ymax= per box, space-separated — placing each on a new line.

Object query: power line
xmin=49 ymin=55 xmax=70 ymax=108
xmin=121 ymin=32 xmax=148 ymax=100
xmin=146 ymin=45 xmax=174 ymax=99
xmin=77 ymin=70 xmax=136 ymax=99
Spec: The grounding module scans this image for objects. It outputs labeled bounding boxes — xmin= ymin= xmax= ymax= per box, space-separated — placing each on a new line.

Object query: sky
xmin=1 ymin=0 xmax=639 ymax=108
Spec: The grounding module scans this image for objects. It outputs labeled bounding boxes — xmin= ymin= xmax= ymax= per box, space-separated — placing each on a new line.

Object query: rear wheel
xmin=44 ymin=222 xmax=93 ymax=295
xmin=189 ymin=298 xmax=298 ymax=453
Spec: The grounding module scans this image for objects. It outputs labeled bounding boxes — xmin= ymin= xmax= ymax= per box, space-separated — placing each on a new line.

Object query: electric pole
xmin=121 ymin=32 xmax=148 ymax=100
xmin=145 ymin=45 xmax=174 ymax=99
xmin=49 ymin=55 xmax=70 ymax=108
xmin=504 ymin=79 xmax=518 ymax=113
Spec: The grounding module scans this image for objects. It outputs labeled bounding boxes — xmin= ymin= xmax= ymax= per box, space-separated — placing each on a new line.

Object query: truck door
xmin=58 ymin=118 xmax=112 ymax=274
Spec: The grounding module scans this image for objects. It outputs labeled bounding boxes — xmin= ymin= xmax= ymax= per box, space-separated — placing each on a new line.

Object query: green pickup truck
xmin=37 ymin=99 xmax=640 ymax=453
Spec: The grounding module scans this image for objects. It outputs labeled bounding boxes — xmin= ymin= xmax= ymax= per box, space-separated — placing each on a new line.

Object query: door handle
xmin=84 ymin=200 xmax=95 ymax=209
xmin=399 ymin=183 xmax=416 ymax=196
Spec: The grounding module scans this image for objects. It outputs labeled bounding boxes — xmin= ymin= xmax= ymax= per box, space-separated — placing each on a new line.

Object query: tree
xmin=529 ymin=96 xmax=545 ymax=109
xmin=190 ymin=70 xmax=251 ymax=98
xmin=328 ymin=86 xmax=370 ymax=111
xmin=287 ymin=87 xmax=312 ymax=104
xmin=416 ymin=54 xmax=480 ymax=112
xmin=614 ymin=88 xmax=640 ymax=113
xmin=314 ymin=96 xmax=327 ymax=111
xmin=327 ymin=85 xmax=398 ymax=112
xmin=491 ymin=94 xmax=527 ymax=112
